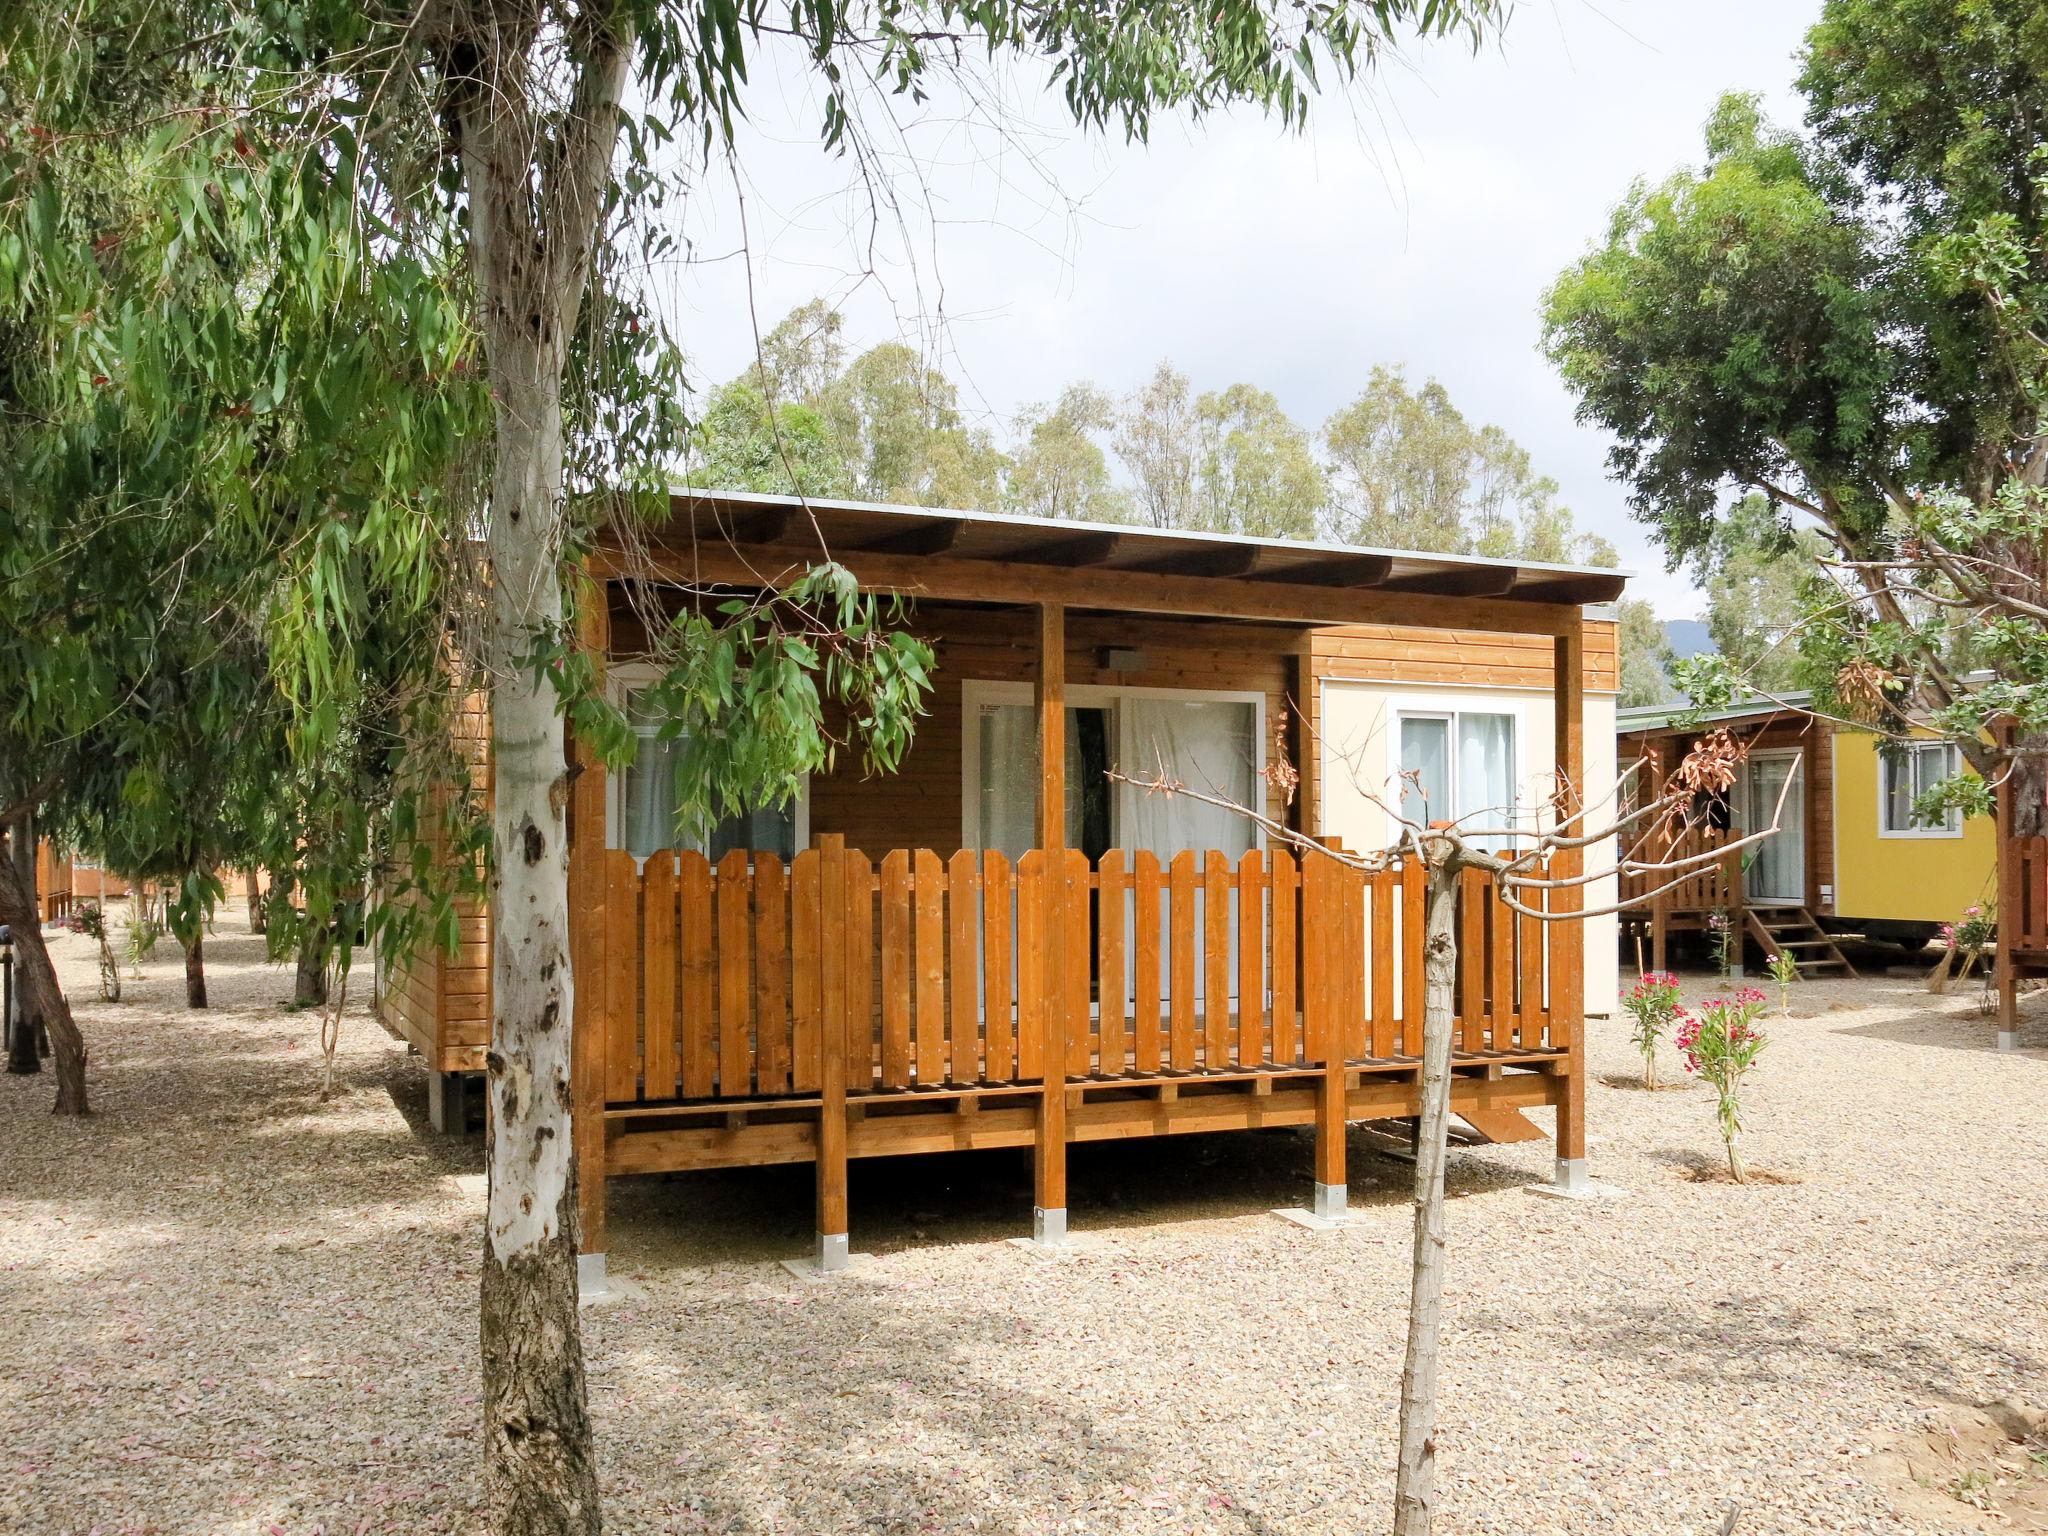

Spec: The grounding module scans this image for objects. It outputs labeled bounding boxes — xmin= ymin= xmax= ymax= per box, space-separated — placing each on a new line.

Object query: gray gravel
xmin=2 ymin=916 xmax=2043 ymax=1534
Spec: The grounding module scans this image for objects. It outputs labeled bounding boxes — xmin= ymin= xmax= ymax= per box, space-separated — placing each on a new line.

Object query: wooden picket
xmin=591 ymin=841 xmax=1558 ymax=1107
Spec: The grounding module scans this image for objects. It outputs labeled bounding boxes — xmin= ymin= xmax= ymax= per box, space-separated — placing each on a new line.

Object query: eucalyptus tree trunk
xmin=5 ymin=819 xmax=40 ymax=1075
xmin=295 ymin=932 xmax=329 ymax=1007
xmin=0 ymin=827 xmax=87 ymax=1112
xmin=180 ymin=928 xmax=206 ymax=1009
xmin=245 ymin=867 xmax=264 ymax=933
xmin=1393 ymin=846 xmax=1463 ymax=1536
xmin=452 ymin=11 xmax=633 ymax=1532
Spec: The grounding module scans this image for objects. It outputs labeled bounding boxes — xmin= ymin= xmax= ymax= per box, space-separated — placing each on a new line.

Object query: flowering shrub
xmin=1622 ymin=971 xmax=1684 ymax=1088
xmin=1677 ymin=987 xmax=1769 ymax=1183
xmin=1942 ymin=903 xmax=1996 ymax=956
xmin=1764 ymin=949 xmax=1798 ymax=1015
xmin=1705 ymin=907 xmax=1736 ymax=975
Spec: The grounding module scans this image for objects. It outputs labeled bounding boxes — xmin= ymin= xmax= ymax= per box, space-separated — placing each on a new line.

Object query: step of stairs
xmin=1744 ymin=906 xmax=1856 ymax=978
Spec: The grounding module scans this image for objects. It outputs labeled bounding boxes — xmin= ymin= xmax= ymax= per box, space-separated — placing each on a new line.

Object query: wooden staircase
xmin=1745 ymin=906 xmax=1855 ymax=978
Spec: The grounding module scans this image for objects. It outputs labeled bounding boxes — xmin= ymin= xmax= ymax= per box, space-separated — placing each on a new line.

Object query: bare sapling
xmin=1118 ymin=721 xmax=1778 ymax=1536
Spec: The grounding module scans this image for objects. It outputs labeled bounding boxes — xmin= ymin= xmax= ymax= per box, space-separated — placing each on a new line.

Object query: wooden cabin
xmin=380 ymin=493 xmax=1625 ymax=1280
xmin=1618 ymin=697 xmax=2002 ymax=978
xmin=33 ymin=841 xmax=71 ymax=923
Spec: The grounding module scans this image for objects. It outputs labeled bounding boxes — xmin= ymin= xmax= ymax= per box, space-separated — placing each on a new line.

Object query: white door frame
xmin=1741 ymin=748 xmax=1806 ymax=907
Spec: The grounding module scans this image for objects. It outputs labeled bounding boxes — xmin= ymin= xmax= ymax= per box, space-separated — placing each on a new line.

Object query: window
xmin=1397 ymin=710 xmax=1517 ymax=847
xmin=964 ymin=683 xmax=1262 ymax=861
xmin=609 ymin=683 xmax=806 ymax=860
xmin=1881 ymin=741 xmax=1962 ymax=837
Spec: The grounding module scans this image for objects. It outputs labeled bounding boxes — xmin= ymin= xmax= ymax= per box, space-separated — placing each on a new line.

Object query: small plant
xmin=1676 ymin=987 xmax=1769 ymax=1183
xmin=1931 ymin=901 xmax=1998 ymax=995
xmin=1764 ymin=949 xmax=1798 ymax=1015
xmin=65 ymin=902 xmax=122 ymax=1003
xmin=1705 ymin=907 xmax=1736 ymax=976
xmin=1622 ymin=971 xmax=1684 ymax=1088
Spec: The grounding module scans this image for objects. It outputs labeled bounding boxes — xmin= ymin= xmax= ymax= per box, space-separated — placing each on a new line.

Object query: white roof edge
xmin=664 ymin=485 xmax=1636 ymax=585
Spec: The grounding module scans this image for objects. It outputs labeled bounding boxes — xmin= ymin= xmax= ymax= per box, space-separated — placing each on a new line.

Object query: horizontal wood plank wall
xmin=1312 ymin=618 xmax=1618 ymax=694
xmin=596 ymin=844 xmax=1555 ymax=1108
xmin=378 ymin=688 xmax=493 ymax=1072
xmin=610 ymin=597 xmax=1303 ymax=858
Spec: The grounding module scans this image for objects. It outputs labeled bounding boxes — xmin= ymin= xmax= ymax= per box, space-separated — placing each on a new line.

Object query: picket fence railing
xmin=587 ymin=838 xmax=1567 ymax=1107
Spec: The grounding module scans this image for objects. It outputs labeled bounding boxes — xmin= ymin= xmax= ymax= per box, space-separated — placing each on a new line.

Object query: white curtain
xmin=976 ymin=703 xmax=1038 ymax=860
xmin=621 ymin=731 xmax=680 ymax=858
xmin=1457 ymin=713 xmax=1515 ymax=848
xmin=1115 ymin=698 xmax=1257 ymax=859
xmin=1399 ymin=715 xmax=1451 ymax=826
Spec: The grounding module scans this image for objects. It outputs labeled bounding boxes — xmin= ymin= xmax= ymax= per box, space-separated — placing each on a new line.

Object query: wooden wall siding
xmin=378 ymin=690 xmax=493 ymax=1072
xmin=1312 ymin=618 xmax=1618 ymax=694
xmin=593 ymin=841 xmax=1559 ymax=1108
xmin=609 ymin=596 xmax=1307 ymax=856
xmin=34 ymin=842 xmax=72 ymax=922
xmin=2013 ymin=839 xmax=2048 ymax=956
xmin=1618 ymin=715 xmax=1834 ymax=913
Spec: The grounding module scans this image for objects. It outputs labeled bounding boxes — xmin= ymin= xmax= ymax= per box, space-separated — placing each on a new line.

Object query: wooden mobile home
xmin=380 ymin=492 xmax=1625 ymax=1278
xmin=1617 ymin=697 xmax=2004 ymax=976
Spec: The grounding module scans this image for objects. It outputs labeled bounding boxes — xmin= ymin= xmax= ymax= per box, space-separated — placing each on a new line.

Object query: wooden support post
xmin=1552 ymin=620 xmax=1588 ymax=1189
xmin=1292 ymin=631 xmax=1320 ymax=837
xmin=1032 ymin=602 xmax=1069 ymax=1244
xmin=1996 ymin=719 xmax=2021 ymax=1051
xmin=569 ymin=572 xmax=611 ymax=1278
xmin=1648 ymin=741 xmax=1668 ymax=976
xmin=1308 ymin=839 xmax=1348 ymax=1220
xmin=815 ymin=833 xmax=851 ymax=1269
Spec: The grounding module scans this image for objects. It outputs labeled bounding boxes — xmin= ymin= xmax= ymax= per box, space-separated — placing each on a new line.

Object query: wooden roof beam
xmin=1010 ymin=531 xmax=1123 ymax=568
xmin=860 ymin=518 xmax=965 ymax=556
xmin=1502 ymin=572 xmax=1630 ymax=605
xmin=1377 ymin=565 xmax=1522 ymax=598
xmin=1250 ymin=552 xmax=1394 ymax=588
xmin=1123 ymin=544 xmax=1262 ymax=579
xmin=596 ymin=544 xmax=1584 ymax=637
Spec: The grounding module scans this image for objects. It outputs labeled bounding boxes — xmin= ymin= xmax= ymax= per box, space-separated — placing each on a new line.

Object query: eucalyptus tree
xmin=1544 ymin=1 xmax=2048 ymax=828
xmin=20 ymin=3 xmax=1510 ymax=1529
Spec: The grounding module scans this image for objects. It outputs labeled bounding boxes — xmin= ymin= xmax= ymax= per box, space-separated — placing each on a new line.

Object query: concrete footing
xmin=1032 ymin=1206 xmax=1068 ymax=1248
xmin=778 ymin=1238 xmax=874 ymax=1283
xmin=1997 ymin=1029 xmax=2021 ymax=1052
xmin=577 ymin=1251 xmax=609 ymax=1302
xmin=426 ymin=1071 xmax=474 ymax=1136
xmin=1526 ymin=1156 xmax=1629 ymax=1202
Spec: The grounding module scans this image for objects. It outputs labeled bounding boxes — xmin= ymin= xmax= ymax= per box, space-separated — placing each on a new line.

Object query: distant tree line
xmin=689 ymin=300 xmax=1687 ymax=702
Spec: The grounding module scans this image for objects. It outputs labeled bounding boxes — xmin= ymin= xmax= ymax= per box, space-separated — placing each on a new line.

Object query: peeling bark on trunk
xmin=0 ymin=831 xmax=87 ymax=1113
xmin=452 ymin=14 xmax=633 ymax=1532
xmin=1393 ymin=850 xmax=1461 ymax=1536
xmin=2011 ymin=732 xmax=2047 ymax=841
xmin=295 ymin=936 xmax=329 ymax=1008
xmin=181 ymin=929 xmax=207 ymax=1009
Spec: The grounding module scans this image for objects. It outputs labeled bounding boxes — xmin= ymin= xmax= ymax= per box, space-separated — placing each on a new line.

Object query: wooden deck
xmin=573 ymin=834 xmax=1581 ymax=1247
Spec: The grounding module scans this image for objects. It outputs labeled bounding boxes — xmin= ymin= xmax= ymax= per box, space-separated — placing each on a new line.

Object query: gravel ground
xmin=2 ymin=912 xmax=2044 ymax=1535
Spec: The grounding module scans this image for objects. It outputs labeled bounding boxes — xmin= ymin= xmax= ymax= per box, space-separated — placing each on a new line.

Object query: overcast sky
xmin=647 ymin=1 xmax=1827 ymax=615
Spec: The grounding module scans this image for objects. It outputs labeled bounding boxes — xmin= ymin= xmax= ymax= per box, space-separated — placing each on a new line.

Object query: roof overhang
xmin=591 ymin=490 xmax=1631 ymax=637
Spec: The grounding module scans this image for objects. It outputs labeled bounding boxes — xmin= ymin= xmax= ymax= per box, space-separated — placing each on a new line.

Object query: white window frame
xmin=958 ymin=678 xmax=1267 ymax=853
xmin=1390 ymin=707 xmax=1520 ymax=840
xmin=1878 ymin=740 xmax=1963 ymax=839
xmin=604 ymin=662 xmax=811 ymax=860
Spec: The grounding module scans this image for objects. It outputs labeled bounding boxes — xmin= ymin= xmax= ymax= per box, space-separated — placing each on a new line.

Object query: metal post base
xmin=576 ymin=1251 xmax=609 ymax=1301
xmin=426 ymin=1071 xmax=469 ymax=1136
xmin=815 ymin=1232 xmax=850 ymax=1274
xmin=1032 ymin=1206 xmax=1068 ymax=1248
xmin=1312 ymin=1182 xmax=1347 ymax=1222
xmin=1553 ymin=1156 xmax=1590 ymax=1194
xmin=1997 ymin=1030 xmax=2021 ymax=1052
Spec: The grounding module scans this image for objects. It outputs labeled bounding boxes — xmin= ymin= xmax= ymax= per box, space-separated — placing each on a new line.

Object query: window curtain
xmin=622 ymin=730 xmax=680 ymax=859
xmin=1115 ymin=698 xmax=1257 ymax=859
xmin=1399 ymin=716 xmax=1451 ymax=826
xmin=1457 ymin=713 xmax=1515 ymax=848
xmin=976 ymin=703 xmax=1038 ymax=860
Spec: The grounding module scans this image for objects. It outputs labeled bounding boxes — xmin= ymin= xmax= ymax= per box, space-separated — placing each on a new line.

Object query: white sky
xmin=645 ymin=0 xmax=1826 ymax=615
